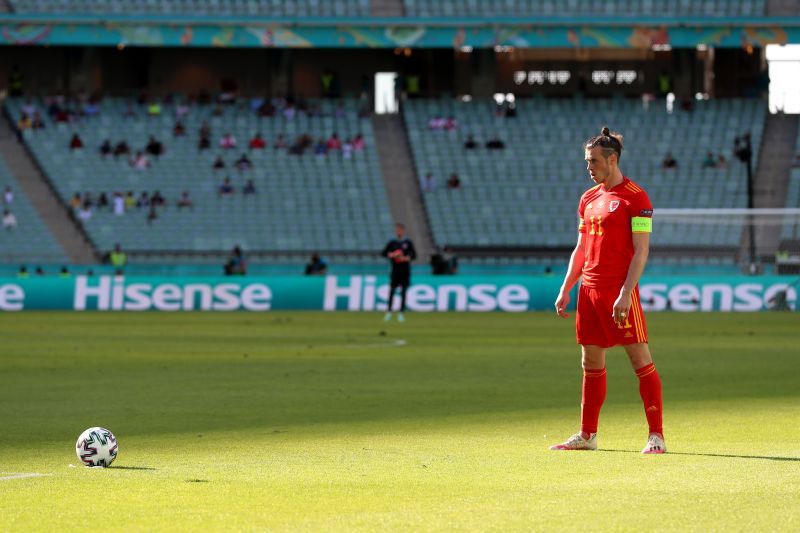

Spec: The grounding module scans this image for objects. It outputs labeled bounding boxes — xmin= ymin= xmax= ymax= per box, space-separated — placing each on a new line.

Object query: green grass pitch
xmin=1 ymin=312 xmax=798 ymax=530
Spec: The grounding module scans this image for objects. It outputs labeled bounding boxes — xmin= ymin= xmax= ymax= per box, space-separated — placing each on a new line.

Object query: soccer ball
xmin=75 ymin=427 xmax=118 ymax=467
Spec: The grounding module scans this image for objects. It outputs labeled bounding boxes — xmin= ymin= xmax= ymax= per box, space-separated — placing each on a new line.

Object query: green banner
xmin=0 ymin=275 xmax=795 ymax=312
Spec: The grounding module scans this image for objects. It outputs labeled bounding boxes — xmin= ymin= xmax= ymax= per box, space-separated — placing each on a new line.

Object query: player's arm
xmin=407 ymin=241 xmax=417 ymax=261
xmin=555 ymin=232 xmax=585 ymax=318
xmin=612 ymin=232 xmax=649 ymax=325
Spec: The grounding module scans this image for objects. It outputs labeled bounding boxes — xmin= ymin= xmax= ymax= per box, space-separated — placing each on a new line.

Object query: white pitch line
xmin=0 ymin=473 xmax=49 ymax=481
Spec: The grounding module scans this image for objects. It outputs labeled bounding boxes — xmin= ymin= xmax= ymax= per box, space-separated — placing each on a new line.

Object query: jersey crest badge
xmin=609 ymin=200 xmax=620 ymax=212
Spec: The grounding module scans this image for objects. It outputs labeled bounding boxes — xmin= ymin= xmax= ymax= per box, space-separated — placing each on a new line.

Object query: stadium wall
xmin=0 ymin=275 xmax=794 ymax=312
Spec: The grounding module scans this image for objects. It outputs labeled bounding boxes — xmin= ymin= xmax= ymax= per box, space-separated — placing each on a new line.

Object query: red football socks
xmin=580 ymin=367 xmax=607 ymax=436
xmin=636 ymin=363 xmax=663 ymax=436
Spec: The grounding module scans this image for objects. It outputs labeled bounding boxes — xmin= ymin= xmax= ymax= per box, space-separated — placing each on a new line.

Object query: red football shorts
xmin=576 ymin=284 xmax=648 ymax=348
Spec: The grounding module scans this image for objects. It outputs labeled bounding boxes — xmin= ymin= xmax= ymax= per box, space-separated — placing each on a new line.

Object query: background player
xmin=382 ymin=223 xmax=417 ymax=322
xmin=551 ymin=127 xmax=666 ymax=454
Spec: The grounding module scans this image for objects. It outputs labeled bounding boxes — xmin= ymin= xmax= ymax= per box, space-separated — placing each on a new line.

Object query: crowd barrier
xmin=0 ymin=275 xmax=795 ymax=312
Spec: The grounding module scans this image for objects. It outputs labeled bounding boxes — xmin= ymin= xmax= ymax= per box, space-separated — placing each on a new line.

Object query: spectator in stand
xmin=314 ymin=138 xmax=328 ymax=157
xmin=198 ymin=134 xmax=211 ymax=151
xmin=109 ymin=244 xmax=127 ymax=269
xmin=123 ymin=101 xmax=137 ymax=119
xmin=59 ymin=266 xmax=72 ymax=278
xmin=17 ymin=113 xmax=32 ymax=131
xmin=147 ymin=101 xmax=162 ymax=117
xmin=99 ymin=139 xmax=112 ymax=157
xmin=130 ymin=151 xmax=151 ymax=171
xmin=422 ymin=172 xmax=435 ymax=193
xmin=124 ymin=191 xmax=136 ymax=211
xmin=35 ymin=266 xmax=45 ymax=276
xmin=249 ymin=133 xmax=266 ymax=150
xmin=78 ymin=201 xmax=92 ymax=221
xmin=97 ymin=192 xmax=109 ymax=210
xmin=70 ymin=193 xmax=82 ymax=209
xmin=218 ymin=177 xmax=234 ymax=197
xmin=199 ymin=121 xmax=211 ymax=139
xmin=235 ymin=153 xmax=253 ymax=172
xmin=327 ymin=133 xmax=342 ymax=151
xmin=342 ymin=139 xmax=353 ymax=159
xmin=257 ymin=99 xmax=276 ymax=117
xmin=717 ymin=154 xmax=728 ymax=169
xmin=289 ymin=134 xmax=313 ymax=156
xmin=431 ymin=246 xmax=458 ymax=275
xmin=113 ymin=140 xmax=130 ymax=158
xmin=243 ymin=179 xmax=257 ymax=196
xmin=136 ymin=191 xmax=150 ymax=209
xmin=177 ymin=191 xmax=193 ymax=210
xmin=661 ymin=152 xmax=677 ymax=169
xmin=485 ymin=136 xmax=505 ymax=150
xmin=31 ymin=112 xmax=45 ymax=130
xmin=464 ymin=135 xmax=478 ymax=150
xmin=145 ymin=135 xmax=164 ymax=158
xmin=22 ymin=97 xmax=36 ymax=117
xmin=146 ymin=205 xmax=158 ymax=225
xmin=151 ymin=191 xmax=166 ymax=207
xmin=113 ymin=192 xmax=125 ymax=215
xmin=212 ymin=155 xmax=226 ymax=170
xmin=212 ymin=103 xmax=224 ymax=117
xmin=304 ymin=253 xmax=328 ymax=275
xmin=274 ymin=134 xmax=287 ymax=150
xmin=2 ymin=209 xmax=17 ymax=230
xmin=352 ymin=134 xmax=365 ymax=151
xmin=4 ymin=186 xmax=13 ymax=204
xmin=702 ymin=151 xmax=717 ymax=168
xmin=83 ymin=192 xmax=94 ymax=209
xmin=224 ymin=245 xmax=247 ymax=276
xmin=428 ymin=116 xmax=446 ymax=130
xmin=447 ymin=173 xmax=461 ymax=190
xmin=174 ymin=101 xmax=190 ymax=118
xmin=173 ymin=120 xmax=186 ymax=137
xmin=283 ymin=103 xmax=297 ymax=120
xmin=444 ymin=116 xmax=458 ymax=131
xmin=83 ymin=99 xmax=100 ymax=117
xmin=69 ymin=133 xmax=84 ymax=150
xmin=220 ymin=132 xmax=237 ymax=150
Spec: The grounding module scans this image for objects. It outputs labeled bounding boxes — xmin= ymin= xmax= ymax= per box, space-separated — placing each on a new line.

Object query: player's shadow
xmin=599 ymin=449 xmax=800 ymax=462
xmin=110 ymin=465 xmax=157 ymax=470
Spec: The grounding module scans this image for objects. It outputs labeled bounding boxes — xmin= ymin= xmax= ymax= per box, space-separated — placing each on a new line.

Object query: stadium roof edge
xmin=1 ymin=14 xmax=800 ymax=28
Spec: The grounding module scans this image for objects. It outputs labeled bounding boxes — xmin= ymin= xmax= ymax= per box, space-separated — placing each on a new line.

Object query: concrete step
xmin=372 ymin=113 xmax=434 ymax=262
xmin=0 ymin=115 xmax=98 ymax=263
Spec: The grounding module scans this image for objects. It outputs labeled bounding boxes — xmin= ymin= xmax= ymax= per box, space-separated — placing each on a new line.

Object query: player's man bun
xmin=585 ymin=126 xmax=623 ymax=160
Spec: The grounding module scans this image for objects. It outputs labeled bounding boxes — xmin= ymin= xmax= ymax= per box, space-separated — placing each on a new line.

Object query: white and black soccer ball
xmin=75 ymin=427 xmax=118 ymax=467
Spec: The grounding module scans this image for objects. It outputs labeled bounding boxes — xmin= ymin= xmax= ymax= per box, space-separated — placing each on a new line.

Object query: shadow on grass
xmin=110 ymin=465 xmax=157 ymax=470
xmin=599 ymin=449 xmax=800 ymax=462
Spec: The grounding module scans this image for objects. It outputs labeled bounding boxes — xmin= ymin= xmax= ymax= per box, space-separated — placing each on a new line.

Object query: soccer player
xmin=551 ymin=127 xmax=665 ymax=454
xmin=382 ymin=223 xmax=416 ymax=322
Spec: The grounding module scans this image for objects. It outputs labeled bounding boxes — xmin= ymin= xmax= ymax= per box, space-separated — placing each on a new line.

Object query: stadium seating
xmin=404 ymin=97 xmax=765 ymax=250
xmin=403 ymin=0 xmax=766 ymax=17
xmin=4 ymin=97 xmax=392 ymax=255
xmin=780 ymin=132 xmax=800 ymax=243
xmin=0 ymin=157 xmax=68 ymax=264
xmin=8 ymin=0 xmax=371 ymax=17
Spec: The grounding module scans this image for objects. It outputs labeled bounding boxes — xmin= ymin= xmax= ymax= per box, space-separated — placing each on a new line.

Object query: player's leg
xmin=623 ymin=342 xmax=665 ymax=453
xmin=580 ymin=344 xmax=607 ymax=439
xmin=397 ymin=281 xmax=408 ymax=321
xmin=385 ymin=282 xmax=398 ymax=320
xmin=551 ymin=285 xmax=608 ymax=451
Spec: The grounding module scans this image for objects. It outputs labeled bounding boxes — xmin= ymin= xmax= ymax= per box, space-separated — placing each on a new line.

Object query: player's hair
xmin=585 ymin=126 xmax=624 ymax=160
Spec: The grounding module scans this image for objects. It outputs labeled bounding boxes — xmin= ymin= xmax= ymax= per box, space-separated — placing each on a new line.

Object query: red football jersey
xmin=577 ymin=177 xmax=653 ymax=289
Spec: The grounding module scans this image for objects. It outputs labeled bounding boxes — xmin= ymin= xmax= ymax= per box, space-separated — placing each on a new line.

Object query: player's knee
xmin=581 ymin=347 xmax=605 ymax=370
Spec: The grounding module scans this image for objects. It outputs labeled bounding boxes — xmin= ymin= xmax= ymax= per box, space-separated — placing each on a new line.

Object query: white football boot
xmin=642 ymin=433 xmax=667 ymax=454
xmin=549 ymin=432 xmax=598 ymax=451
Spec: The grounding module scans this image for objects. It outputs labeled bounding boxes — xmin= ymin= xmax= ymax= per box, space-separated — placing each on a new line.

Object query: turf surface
xmin=1 ymin=312 xmax=798 ymax=530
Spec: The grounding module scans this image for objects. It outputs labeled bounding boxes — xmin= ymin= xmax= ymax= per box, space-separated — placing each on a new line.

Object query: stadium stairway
xmin=372 ymin=114 xmax=434 ymax=260
xmin=370 ymin=0 xmax=404 ymax=16
xmin=0 ymin=115 xmax=97 ymax=263
xmin=752 ymin=113 xmax=799 ymax=260
xmin=767 ymin=0 xmax=800 ymax=15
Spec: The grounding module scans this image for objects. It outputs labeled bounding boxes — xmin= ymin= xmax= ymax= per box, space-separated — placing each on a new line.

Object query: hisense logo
xmin=323 ymin=276 xmax=530 ymax=312
xmin=73 ymin=276 xmax=272 ymax=311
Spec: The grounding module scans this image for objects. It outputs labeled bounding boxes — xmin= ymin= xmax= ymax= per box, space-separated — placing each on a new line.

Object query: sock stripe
xmin=636 ymin=363 xmax=656 ymax=378
xmin=584 ymin=368 xmax=607 ymax=377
